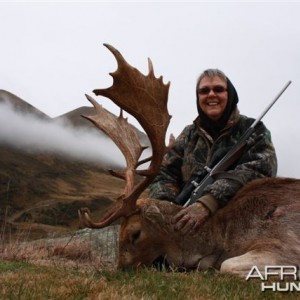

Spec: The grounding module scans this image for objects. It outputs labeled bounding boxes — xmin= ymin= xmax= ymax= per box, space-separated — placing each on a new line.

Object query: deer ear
xmin=142 ymin=204 xmax=164 ymax=224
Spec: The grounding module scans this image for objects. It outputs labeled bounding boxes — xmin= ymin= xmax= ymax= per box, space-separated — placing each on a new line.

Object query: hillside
xmin=0 ymin=89 xmax=50 ymax=120
xmin=55 ymin=105 xmax=150 ymax=144
xmin=55 ymin=106 xmax=96 ymax=127
xmin=0 ymin=90 xmax=144 ymax=240
xmin=0 ymin=145 xmax=124 ymax=239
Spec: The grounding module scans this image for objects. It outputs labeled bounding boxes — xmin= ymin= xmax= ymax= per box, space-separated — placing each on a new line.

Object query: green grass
xmin=1 ymin=260 xmax=299 ymax=300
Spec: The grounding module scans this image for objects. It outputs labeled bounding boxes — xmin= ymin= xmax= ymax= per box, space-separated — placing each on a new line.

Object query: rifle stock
xmin=174 ymin=81 xmax=292 ymax=207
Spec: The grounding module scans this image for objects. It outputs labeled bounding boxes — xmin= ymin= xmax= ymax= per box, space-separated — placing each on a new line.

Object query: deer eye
xmin=131 ymin=229 xmax=141 ymax=244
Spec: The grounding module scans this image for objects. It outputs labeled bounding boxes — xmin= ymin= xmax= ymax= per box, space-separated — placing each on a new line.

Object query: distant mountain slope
xmin=0 ymin=90 xmax=145 ymax=240
xmin=54 ymin=105 xmax=114 ymax=140
xmin=0 ymin=144 xmax=124 ymax=239
xmin=0 ymin=89 xmax=149 ymax=148
xmin=0 ymin=89 xmax=50 ymax=120
xmin=55 ymin=103 xmax=150 ymax=145
xmin=0 ymin=90 xmax=152 ymax=240
xmin=54 ymin=106 xmax=97 ymax=129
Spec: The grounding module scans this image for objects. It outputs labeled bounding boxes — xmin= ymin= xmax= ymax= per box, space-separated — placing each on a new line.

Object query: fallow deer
xmin=79 ymin=44 xmax=300 ymax=278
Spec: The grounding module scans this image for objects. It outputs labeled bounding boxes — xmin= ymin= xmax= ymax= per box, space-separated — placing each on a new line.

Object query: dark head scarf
xmin=196 ymin=76 xmax=239 ymax=139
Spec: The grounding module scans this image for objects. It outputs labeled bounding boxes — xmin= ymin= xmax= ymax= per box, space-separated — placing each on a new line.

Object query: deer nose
xmin=117 ymin=252 xmax=134 ymax=269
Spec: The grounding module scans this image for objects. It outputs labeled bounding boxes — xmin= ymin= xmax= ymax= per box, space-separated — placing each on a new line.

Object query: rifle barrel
xmin=252 ymin=80 xmax=292 ymax=128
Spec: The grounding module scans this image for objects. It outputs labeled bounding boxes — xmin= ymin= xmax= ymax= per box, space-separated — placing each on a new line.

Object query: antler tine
xmin=78 ymin=205 xmax=125 ymax=229
xmin=79 ymin=43 xmax=171 ymax=229
xmin=148 ymin=57 xmax=154 ymax=75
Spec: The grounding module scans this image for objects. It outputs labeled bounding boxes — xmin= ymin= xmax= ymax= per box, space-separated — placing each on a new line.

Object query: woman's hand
xmin=172 ymin=202 xmax=210 ymax=235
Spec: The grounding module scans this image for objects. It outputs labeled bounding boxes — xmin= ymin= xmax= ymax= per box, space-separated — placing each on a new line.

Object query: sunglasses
xmin=197 ymin=85 xmax=227 ymax=95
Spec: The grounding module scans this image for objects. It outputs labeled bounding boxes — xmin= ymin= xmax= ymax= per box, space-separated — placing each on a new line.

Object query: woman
xmin=148 ymin=69 xmax=277 ymax=234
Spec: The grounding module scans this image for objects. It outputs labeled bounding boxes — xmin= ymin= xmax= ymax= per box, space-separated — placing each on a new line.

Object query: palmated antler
xmin=78 ymin=43 xmax=171 ymax=228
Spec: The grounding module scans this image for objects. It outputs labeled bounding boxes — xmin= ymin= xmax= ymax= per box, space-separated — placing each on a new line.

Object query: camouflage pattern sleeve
xmin=203 ymin=121 xmax=277 ymax=207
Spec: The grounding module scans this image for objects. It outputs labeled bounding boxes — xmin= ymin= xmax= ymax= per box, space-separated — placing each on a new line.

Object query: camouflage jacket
xmin=148 ymin=109 xmax=277 ymax=207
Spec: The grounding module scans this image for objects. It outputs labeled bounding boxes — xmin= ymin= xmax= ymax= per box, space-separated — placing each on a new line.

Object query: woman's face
xmin=197 ymin=76 xmax=228 ymax=121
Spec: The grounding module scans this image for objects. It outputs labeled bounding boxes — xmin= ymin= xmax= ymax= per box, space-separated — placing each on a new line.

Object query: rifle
xmin=175 ymin=80 xmax=292 ymax=207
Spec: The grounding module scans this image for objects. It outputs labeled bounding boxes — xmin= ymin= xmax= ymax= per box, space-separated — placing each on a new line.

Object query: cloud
xmin=0 ymin=101 xmax=126 ymax=168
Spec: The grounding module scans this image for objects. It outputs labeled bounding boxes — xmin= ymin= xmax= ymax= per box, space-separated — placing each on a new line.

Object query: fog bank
xmin=0 ymin=101 xmax=126 ymax=168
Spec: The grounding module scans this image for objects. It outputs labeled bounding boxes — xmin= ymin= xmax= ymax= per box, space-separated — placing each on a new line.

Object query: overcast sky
xmin=0 ymin=1 xmax=299 ymax=177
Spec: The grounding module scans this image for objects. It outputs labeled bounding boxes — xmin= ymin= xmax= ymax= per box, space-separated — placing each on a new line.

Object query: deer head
xmin=78 ymin=44 xmax=174 ymax=266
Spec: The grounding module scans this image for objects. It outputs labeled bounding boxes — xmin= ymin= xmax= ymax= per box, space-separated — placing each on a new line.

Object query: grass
xmin=0 ymin=222 xmax=299 ymax=300
xmin=1 ymin=260 xmax=300 ymax=300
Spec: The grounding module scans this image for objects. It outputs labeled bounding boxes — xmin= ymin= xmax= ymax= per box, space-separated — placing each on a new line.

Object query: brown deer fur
xmin=118 ymin=177 xmax=300 ymax=276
